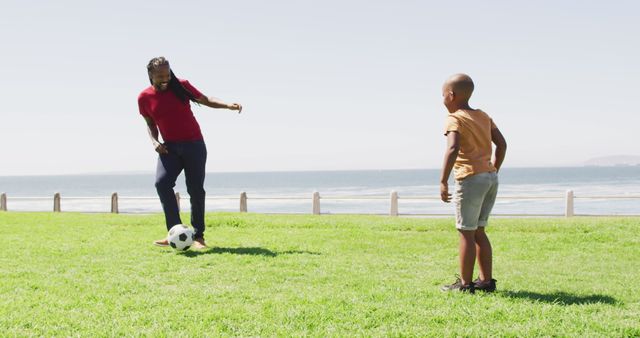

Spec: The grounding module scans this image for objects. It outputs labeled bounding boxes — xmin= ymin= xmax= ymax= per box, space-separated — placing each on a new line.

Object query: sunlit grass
xmin=0 ymin=212 xmax=638 ymax=336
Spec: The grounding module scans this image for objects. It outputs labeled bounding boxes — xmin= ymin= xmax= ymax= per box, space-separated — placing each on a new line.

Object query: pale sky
xmin=1 ymin=0 xmax=638 ymax=175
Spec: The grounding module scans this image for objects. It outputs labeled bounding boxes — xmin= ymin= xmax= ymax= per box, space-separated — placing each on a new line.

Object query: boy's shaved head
xmin=444 ymin=73 xmax=474 ymax=100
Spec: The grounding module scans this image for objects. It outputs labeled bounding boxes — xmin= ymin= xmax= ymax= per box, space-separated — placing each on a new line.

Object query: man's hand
xmin=228 ymin=103 xmax=242 ymax=113
xmin=154 ymin=143 xmax=169 ymax=155
xmin=440 ymin=182 xmax=452 ymax=203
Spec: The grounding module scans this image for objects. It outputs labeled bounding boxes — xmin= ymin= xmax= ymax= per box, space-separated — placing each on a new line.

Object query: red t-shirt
xmin=138 ymin=79 xmax=205 ymax=142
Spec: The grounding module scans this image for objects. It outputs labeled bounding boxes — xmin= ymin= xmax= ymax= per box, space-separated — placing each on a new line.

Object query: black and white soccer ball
xmin=167 ymin=224 xmax=195 ymax=251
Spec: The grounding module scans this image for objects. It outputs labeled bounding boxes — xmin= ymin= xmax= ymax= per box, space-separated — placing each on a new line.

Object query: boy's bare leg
xmin=474 ymin=227 xmax=493 ymax=281
xmin=458 ymin=229 xmax=477 ymax=285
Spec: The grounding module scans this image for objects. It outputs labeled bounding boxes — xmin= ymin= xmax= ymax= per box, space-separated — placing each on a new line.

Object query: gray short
xmin=454 ymin=171 xmax=499 ymax=231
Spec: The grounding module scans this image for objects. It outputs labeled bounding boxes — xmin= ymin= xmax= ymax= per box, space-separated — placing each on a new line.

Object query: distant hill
xmin=584 ymin=155 xmax=640 ymax=166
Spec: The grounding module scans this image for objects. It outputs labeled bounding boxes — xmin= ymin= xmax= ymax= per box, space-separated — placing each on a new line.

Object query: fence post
xmin=175 ymin=192 xmax=181 ymax=212
xmin=53 ymin=192 xmax=61 ymax=212
xmin=565 ymin=190 xmax=574 ymax=217
xmin=111 ymin=192 xmax=119 ymax=214
xmin=1 ymin=193 xmax=6 ymax=211
xmin=240 ymin=192 xmax=247 ymax=212
xmin=312 ymin=192 xmax=321 ymax=215
xmin=390 ymin=191 xmax=398 ymax=216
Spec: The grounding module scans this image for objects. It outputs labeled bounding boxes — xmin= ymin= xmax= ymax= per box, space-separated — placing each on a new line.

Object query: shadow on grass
xmin=181 ymin=247 xmax=321 ymax=257
xmin=501 ymin=290 xmax=620 ymax=306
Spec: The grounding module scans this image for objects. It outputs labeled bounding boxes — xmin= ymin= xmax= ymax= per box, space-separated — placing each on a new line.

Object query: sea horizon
xmin=1 ymin=166 xmax=638 ymax=215
xmin=1 ymin=164 xmax=639 ymax=178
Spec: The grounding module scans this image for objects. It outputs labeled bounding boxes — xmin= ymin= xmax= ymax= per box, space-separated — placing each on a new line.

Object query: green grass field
xmin=0 ymin=212 xmax=638 ymax=336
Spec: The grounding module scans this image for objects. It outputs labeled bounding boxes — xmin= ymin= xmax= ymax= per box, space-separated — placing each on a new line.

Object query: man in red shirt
xmin=138 ymin=57 xmax=242 ymax=249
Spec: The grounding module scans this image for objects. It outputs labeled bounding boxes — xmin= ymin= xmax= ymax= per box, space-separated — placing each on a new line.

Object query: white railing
xmin=1 ymin=190 xmax=639 ymax=217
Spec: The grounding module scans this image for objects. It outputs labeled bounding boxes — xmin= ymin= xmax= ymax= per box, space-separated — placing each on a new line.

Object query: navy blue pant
xmin=155 ymin=140 xmax=207 ymax=239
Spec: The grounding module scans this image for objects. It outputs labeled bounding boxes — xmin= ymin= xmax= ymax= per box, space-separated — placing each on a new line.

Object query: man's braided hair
xmin=147 ymin=57 xmax=198 ymax=103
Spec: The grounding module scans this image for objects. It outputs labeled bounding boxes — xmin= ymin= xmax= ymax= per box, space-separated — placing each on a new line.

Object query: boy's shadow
xmin=181 ymin=247 xmax=321 ymax=257
xmin=501 ymin=290 xmax=619 ymax=306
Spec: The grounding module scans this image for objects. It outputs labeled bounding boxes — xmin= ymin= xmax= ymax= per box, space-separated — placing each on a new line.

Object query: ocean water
xmin=0 ymin=167 xmax=638 ymax=215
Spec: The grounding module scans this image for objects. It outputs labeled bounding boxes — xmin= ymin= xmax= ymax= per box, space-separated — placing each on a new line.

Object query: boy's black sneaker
xmin=473 ymin=278 xmax=497 ymax=293
xmin=441 ymin=277 xmax=475 ymax=293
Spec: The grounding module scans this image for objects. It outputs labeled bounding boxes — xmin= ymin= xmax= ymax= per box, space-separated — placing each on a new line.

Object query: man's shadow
xmin=181 ymin=247 xmax=321 ymax=257
xmin=501 ymin=290 xmax=619 ymax=306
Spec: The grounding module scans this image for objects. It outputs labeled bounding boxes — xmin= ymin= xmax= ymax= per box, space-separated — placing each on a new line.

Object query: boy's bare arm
xmin=439 ymin=131 xmax=460 ymax=203
xmin=491 ymin=127 xmax=507 ymax=172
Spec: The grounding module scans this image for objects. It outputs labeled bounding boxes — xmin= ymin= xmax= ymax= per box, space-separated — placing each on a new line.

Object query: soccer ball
xmin=167 ymin=224 xmax=195 ymax=251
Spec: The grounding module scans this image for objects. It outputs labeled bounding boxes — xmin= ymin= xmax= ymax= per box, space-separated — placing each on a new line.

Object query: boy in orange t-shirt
xmin=439 ymin=74 xmax=507 ymax=293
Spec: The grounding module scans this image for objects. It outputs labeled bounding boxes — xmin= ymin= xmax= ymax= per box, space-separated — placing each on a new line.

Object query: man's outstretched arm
xmin=195 ymin=95 xmax=242 ymax=113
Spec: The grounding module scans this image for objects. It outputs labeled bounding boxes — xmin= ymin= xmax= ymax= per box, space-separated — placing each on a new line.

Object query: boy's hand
xmin=440 ymin=182 xmax=452 ymax=203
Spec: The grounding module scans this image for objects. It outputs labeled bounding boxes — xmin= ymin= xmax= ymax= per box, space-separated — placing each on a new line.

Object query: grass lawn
xmin=0 ymin=212 xmax=638 ymax=336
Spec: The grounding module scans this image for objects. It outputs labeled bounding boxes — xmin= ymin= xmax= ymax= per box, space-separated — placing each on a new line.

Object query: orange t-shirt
xmin=444 ymin=109 xmax=497 ymax=180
